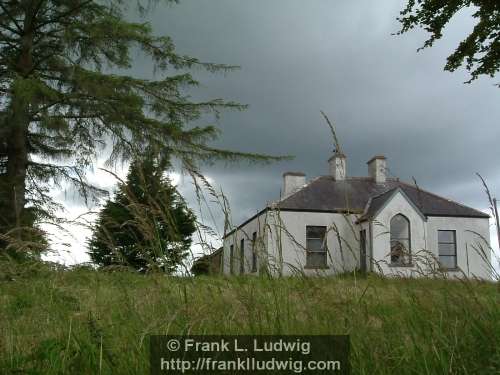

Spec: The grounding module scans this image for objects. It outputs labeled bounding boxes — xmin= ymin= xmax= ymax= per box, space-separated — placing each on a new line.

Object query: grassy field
xmin=0 ymin=262 xmax=499 ymax=374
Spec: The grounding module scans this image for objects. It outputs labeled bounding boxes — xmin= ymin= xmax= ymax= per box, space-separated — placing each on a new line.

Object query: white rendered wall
xmin=222 ymin=211 xmax=268 ymax=275
xmin=223 ymin=200 xmax=492 ymax=280
xmin=265 ymin=210 xmax=359 ymax=276
xmin=426 ymin=216 xmax=492 ymax=279
xmin=371 ymin=191 xmax=492 ymax=279
xmin=371 ymin=191 xmax=427 ymax=277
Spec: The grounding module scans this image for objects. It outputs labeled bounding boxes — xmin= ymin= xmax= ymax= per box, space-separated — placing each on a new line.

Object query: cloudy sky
xmin=44 ymin=0 xmax=500 ymax=268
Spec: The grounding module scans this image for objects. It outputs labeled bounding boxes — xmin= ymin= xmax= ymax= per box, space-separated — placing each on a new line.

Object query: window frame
xmin=229 ymin=245 xmax=234 ymax=275
xmin=305 ymin=225 xmax=328 ymax=269
xmin=229 ymin=244 xmax=234 ymax=275
xmin=251 ymin=232 xmax=258 ymax=273
xmin=240 ymin=238 xmax=245 ymax=274
xmin=360 ymin=229 xmax=367 ymax=273
xmin=389 ymin=214 xmax=412 ymax=266
xmin=438 ymin=230 xmax=457 ymax=269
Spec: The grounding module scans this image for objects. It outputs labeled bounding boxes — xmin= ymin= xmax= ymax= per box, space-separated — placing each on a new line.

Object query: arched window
xmin=390 ymin=214 xmax=411 ymax=265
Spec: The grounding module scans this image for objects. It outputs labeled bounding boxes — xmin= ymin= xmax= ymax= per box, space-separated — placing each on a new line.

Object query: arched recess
xmin=390 ymin=214 xmax=411 ymax=265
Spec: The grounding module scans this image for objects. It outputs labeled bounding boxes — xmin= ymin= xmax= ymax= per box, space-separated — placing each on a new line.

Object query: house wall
xmin=209 ymin=250 xmax=223 ymax=274
xmin=265 ymin=210 xmax=359 ymax=276
xmin=223 ymin=199 xmax=492 ymax=280
xmin=222 ymin=211 xmax=268 ymax=275
xmin=426 ymin=216 xmax=491 ymax=279
xmin=372 ymin=191 xmax=427 ymax=277
xmin=371 ymin=191 xmax=492 ymax=279
xmin=223 ymin=209 xmax=361 ymax=276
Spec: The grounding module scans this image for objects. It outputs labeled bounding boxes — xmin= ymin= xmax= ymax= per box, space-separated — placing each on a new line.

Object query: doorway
xmin=360 ymin=229 xmax=367 ymax=274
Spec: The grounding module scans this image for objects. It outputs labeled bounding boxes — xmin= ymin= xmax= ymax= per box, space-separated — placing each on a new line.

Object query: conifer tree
xmin=88 ymin=151 xmax=196 ymax=272
xmin=0 ymin=1 xmax=278 ymax=254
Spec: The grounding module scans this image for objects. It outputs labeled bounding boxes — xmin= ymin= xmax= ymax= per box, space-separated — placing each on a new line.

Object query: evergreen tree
xmin=0 ymin=1 xmax=279 ymax=254
xmin=88 ymin=152 xmax=196 ymax=272
xmin=397 ymin=1 xmax=499 ymax=86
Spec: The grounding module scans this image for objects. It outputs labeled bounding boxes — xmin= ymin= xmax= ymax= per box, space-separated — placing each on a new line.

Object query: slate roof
xmin=278 ymin=176 xmax=489 ymax=219
xmin=223 ymin=176 xmax=488 ymax=238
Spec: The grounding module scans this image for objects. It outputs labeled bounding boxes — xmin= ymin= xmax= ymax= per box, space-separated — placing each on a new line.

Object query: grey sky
xmin=157 ymin=1 xmax=499 ymax=218
xmin=45 ymin=0 xmax=500 ymax=264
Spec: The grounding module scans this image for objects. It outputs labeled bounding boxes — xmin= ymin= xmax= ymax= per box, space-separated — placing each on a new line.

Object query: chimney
xmin=328 ymin=152 xmax=346 ymax=181
xmin=367 ymin=155 xmax=387 ymax=183
xmin=282 ymin=172 xmax=306 ymax=197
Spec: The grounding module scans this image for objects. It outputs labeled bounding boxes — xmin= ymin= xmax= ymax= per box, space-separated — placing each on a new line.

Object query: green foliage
xmin=397 ymin=1 xmax=500 ymax=86
xmin=0 ymin=269 xmax=499 ymax=374
xmin=88 ymin=152 xmax=196 ymax=273
xmin=191 ymin=256 xmax=210 ymax=276
xmin=0 ymin=0 xmax=284 ymax=255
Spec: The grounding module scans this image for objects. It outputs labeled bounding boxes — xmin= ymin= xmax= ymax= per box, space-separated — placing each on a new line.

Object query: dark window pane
xmin=438 ymin=231 xmax=455 ymax=243
xmin=306 ymin=252 xmax=327 ymax=268
xmin=390 ymin=215 xmax=409 ymax=239
xmin=306 ymin=238 xmax=324 ymax=252
xmin=252 ymin=232 xmax=257 ymax=272
xmin=230 ymin=245 xmax=234 ymax=274
xmin=391 ymin=239 xmax=410 ymax=265
xmin=391 ymin=239 xmax=410 ymax=253
xmin=240 ymin=239 xmax=245 ymax=273
xmin=439 ymin=255 xmax=457 ymax=269
xmin=438 ymin=243 xmax=456 ymax=256
xmin=438 ymin=230 xmax=456 ymax=269
xmin=306 ymin=226 xmax=326 ymax=239
xmin=306 ymin=226 xmax=327 ymax=268
xmin=390 ymin=215 xmax=411 ymax=265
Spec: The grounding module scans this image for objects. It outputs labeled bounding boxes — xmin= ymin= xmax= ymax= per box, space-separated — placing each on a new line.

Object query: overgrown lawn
xmin=1 ymin=263 xmax=499 ymax=374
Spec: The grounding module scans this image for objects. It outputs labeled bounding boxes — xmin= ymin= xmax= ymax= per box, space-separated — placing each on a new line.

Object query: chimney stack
xmin=328 ymin=152 xmax=346 ymax=181
xmin=367 ymin=155 xmax=387 ymax=183
xmin=282 ymin=172 xmax=306 ymax=197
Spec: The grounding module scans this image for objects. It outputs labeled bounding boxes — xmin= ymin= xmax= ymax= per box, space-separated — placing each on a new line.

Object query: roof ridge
xmin=314 ymin=175 xmax=399 ymax=181
xmin=317 ymin=176 xmax=372 ymax=180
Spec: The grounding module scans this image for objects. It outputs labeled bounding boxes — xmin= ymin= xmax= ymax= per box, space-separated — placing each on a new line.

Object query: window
xmin=438 ymin=230 xmax=457 ymax=269
xmin=306 ymin=226 xmax=327 ymax=268
xmin=359 ymin=229 xmax=367 ymax=274
xmin=251 ymin=232 xmax=258 ymax=272
xmin=390 ymin=214 xmax=411 ymax=265
xmin=229 ymin=245 xmax=234 ymax=275
xmin=240 ymin=238 xmax=245 ymax=274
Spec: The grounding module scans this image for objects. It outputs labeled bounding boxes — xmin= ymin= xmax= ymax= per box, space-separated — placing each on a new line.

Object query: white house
xmin=222 ymin=153 xmax=493 ymax=279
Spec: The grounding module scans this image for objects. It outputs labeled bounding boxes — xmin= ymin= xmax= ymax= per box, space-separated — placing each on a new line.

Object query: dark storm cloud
xmin=130 ymin=0 xmax=500 ymax=226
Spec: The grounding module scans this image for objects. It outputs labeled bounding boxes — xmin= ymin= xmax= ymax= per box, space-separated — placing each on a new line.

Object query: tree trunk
xmin=0 ymin=4 xmax=35 ymax=241
xmin=4 ymin=104 xmax=29 ymax=233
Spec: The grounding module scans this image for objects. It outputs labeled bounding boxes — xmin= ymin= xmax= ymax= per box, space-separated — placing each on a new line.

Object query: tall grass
xmin=1 ymin=113 xmax=498 ymax=374
xmin=0 ymin=262 xmax=499 ymax=374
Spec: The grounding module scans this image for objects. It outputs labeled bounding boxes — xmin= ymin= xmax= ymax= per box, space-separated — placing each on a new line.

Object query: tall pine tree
xmin=88 ymin=151 xmax=196 ymax=273
xmin=0 ymin=1 xmax=279 ymax=255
